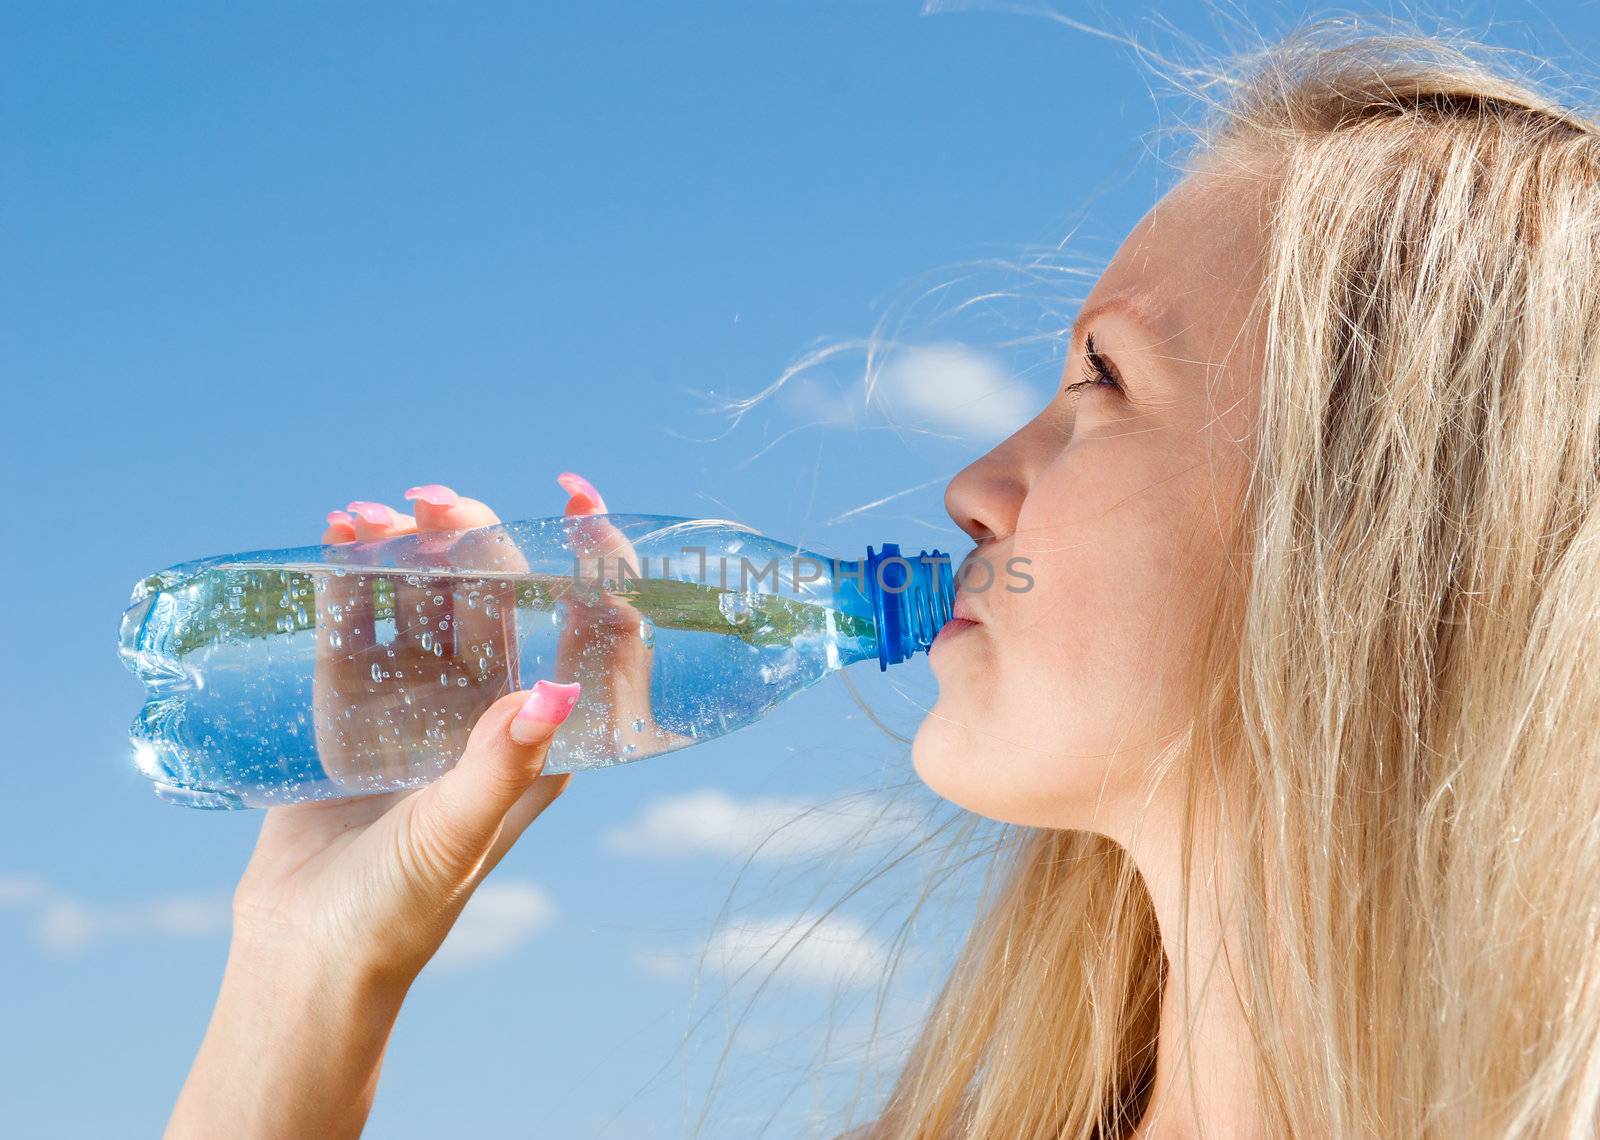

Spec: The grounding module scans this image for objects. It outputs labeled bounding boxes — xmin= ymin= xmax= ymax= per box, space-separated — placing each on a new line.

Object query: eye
xmin=1063 ymin=332 xmax=1122 ymax=396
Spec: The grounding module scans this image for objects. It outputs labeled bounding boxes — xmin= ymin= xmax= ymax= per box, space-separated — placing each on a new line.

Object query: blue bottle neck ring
xmin=838 ymin=543 xmax=957 ymax=671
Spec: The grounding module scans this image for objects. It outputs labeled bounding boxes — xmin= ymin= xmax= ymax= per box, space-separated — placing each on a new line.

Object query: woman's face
xmin=914 ymin=155 xmax=1271 ymax=833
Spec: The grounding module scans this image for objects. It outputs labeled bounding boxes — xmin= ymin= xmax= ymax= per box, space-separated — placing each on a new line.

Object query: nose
xmin=944 ymin=433 xmax=1032 ymax=545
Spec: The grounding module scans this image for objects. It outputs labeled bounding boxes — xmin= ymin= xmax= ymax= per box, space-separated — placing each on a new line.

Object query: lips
xmin=931 ymin=614 xmax=980 ymax=654
xmin=929 ymin=589 xmax=982 ymax=653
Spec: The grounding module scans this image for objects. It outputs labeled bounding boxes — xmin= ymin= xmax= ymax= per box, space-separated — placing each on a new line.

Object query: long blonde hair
xmin=845 ymin=16 xmax=1600 ymax=1139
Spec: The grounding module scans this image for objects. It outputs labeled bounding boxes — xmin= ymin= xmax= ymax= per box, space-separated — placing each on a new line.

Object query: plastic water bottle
xmin=118 ymin=512 xmax=957 ymax=809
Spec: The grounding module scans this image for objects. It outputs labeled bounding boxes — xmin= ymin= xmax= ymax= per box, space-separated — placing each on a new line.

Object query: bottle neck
xmin=834 ymin=543 xmax=956 ymax=671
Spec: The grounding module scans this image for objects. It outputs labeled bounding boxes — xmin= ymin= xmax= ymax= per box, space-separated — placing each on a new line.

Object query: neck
xmin=1115 ymin=792 xmax=1264 ymax=1140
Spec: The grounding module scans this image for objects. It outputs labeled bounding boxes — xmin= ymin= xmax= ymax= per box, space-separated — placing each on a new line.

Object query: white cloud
xmin=0 ymin=872 xmax=233 ymax=955
xmin=632 ymin=947 xmax=695 ymax=982
xmin=0 ymin=875 xmax=47 ymax=907
xmin=774 ymin=342 xmax=1039 ymax=443
xmin=707 ymin=912 xmax=891 ymax=988
xmin=28 ymin=890 xmax=230 ymax=955
xmin=776 ymin=372 xmax=858 ymax=427
xmin=869 ymin=342 xmax=1038 ymax=440
xmin=2 ymin=872 xmax=555 ymax=968
xmin=603 ymin=788 xmax=924 ymax=864
xmin=639 ymin=912 xmax=892 ymax=990
xmin=434 ymin=879 xmax=557 ymax=968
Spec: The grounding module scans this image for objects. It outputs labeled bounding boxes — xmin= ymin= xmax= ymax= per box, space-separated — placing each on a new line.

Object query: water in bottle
xmin=118 ymin=512 xmax=957 ymax=808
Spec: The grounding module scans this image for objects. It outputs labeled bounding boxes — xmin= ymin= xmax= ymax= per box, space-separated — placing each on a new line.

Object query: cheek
xmin=1019 ymin=454 xmax=1191 ymax=694
xmin=1020 ymin=459 xmax=1203 ymax=768
xmin=915 ymin=439 xmax=1227 ymax=826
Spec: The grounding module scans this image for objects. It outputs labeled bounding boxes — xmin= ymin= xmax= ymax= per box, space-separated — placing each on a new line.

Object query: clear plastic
xmin=118 ymin=513 xmax=955 ymax=809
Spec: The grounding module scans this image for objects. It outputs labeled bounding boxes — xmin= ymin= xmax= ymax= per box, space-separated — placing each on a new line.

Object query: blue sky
xmin=3 ymin=2 xmax=1590 ymax=1136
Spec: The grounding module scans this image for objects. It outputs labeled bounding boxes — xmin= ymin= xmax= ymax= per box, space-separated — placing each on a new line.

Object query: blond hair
xmin=841 ymin=16 xmax=1600 ymax=1139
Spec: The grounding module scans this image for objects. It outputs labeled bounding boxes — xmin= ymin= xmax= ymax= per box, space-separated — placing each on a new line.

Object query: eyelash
xmin=1064 ymin=332 xmax=1121 ymax=396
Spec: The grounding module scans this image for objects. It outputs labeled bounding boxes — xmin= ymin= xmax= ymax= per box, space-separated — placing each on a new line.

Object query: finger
xmin=559 ymin=470 xmax=624 ymax=564
xmin=345 ymin=500 xmax=426 ymax=650
xmin=405 ymin=681 xmax=580 ymax=875
xmin=556 ymin=472 xmax=643 ymax=639
xmin=557 ymin=471 xmax=608 ymax=516
xmin=483 ymin=772 xmax=574 ymax=872
xmin=346 ymin=500 xmax=417 ymax=542
xmin=313 ymin=508 xmax=384 ymax=788
xmin=404 ymin=484 xmax=499 ymax=534
xmin=315 ymin=509 xmax=376 ymax=658
xmin=316 ymin=511 xmax=363 ymax=650
xmin=558 ymin=471 xmax=640 ymax=588
xmin=405 ymin=485 xmax=520 ymax=668
xmin=549 ymin=473 xmax=661 ymax=758
xmin=323 ymin=510 xmax=358 ymax=545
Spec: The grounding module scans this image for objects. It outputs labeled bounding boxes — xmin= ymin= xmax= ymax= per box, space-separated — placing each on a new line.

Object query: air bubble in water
xmin=718 ymin=591 xmax=753 ymax=625
xmin=638 ymin=616 xmax=656 ymax=647
xmin=632 ymin=718 xmax=645 ymax=733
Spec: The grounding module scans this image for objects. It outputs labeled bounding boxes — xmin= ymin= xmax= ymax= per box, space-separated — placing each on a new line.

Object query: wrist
xmin=229 ymin=889 xmax=435 ymax=999
xmin=221 ymin=935 xmax=412 ymax=1031
xmin=226 ymin=922 xmax=417 ymax=1006
xmin=167 ymin=934 xmax=410 ymax=1139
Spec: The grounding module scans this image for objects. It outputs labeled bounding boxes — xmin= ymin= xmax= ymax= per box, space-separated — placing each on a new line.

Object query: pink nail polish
xmin=346 ymin=501 xmax=397 ymax=527
xmin=326 ymin=510 xmax=355 ymax=527
xmin=404 ymin=484 xmax=459 ymax=508
xmin=509 ymin=680 xmax=581 ymax=743
xmin=557 ymin=471 xmax=608 ymax=513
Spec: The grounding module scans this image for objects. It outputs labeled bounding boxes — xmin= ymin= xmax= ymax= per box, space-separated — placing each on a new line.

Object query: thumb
xmin=405 ymin=680 xmax=581 ymax=879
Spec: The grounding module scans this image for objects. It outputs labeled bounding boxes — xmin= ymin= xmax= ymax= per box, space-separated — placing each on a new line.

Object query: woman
xmin=167 ymin=21 xmax=1600 ymax=1138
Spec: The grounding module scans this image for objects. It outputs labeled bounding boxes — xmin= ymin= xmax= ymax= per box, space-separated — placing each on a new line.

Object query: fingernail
xmin=404 ymin=484 xmax=459 ymax=508
xmin=510 ymin=680 xmax=582 ymax=744
xmin=346 ymin=501 xmax=397 ymax=527
xmin=326 ymin=510 xmax=355 ymax=527
xmin=557 ymin=471 xmax=608 ymax=513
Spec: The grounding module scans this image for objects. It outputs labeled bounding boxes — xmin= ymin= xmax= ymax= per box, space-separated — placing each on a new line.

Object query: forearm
xmin=167 ymin=939 xmax=410 ymax=1139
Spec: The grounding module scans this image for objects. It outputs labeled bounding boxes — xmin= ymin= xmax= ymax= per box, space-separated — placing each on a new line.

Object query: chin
xmin=909 ymin=707 xmax=964 ymax=794
xmin=911 ymin=704 xmax=1116 ymax=831
xmin=911 ymin=704 xmax=1029 ymax=824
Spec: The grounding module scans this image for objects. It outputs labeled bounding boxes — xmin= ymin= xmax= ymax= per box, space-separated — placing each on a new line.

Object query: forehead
xmin=1086 ymin=148 xmax=1276 ymax=427
xmin=1095 ymin=153 xmax=1273 ymax=338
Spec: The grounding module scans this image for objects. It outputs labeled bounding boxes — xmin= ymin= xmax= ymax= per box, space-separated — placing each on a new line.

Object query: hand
xmin=233 ymin=485 xmax=577 ymax=981
xmin=168 ymin=481 xmax=589 ymax=1139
